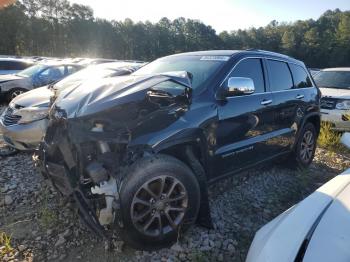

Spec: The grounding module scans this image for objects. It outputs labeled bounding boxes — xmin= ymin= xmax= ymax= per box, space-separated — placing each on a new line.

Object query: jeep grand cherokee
xmin=35 ymin=50 xmax=321 ymax=250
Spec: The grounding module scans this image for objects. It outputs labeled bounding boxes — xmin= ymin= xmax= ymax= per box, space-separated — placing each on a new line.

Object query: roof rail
xmin=245 ymin=49 xmax=291 ymax=59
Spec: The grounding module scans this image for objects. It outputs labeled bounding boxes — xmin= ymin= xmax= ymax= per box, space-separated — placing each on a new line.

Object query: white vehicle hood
xmin=246 ymin=168 xmax=350 ymax=262
xmin=11 ymin=86 xmax=52 ymax=108
xmin=303 ymin=178 xmax=350 ymax=262
xmin=320 ymin=87 xmax=350 ymax=99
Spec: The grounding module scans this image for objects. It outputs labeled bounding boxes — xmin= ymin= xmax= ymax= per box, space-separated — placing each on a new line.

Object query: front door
xmin=214 ymin=58 xmax=276 ymax=176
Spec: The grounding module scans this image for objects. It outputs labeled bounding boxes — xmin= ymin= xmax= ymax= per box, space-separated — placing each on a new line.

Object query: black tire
xmin=119 ymin=154 xmax=200 ymax=250
xmin=291 ymin=122 xmax=317 ymax=168
xmin=6 ymin=88 xmax=27 ymax=102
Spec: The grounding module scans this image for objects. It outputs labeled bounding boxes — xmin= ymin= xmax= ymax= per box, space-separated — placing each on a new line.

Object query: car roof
xmin=95 ymin=61 xmax=146 ymax=69
xmin=37 ymin=61 xmax=84 ymax=67
xmin=169 ymin=50 xmax=240 ymax=57
xmin=165 ymin=49 xmax=303 ymax=65
xmin=322 ymin=68 xmax=350 ymax=72
xmin=0 ymin=57 xmax=34 ymax=63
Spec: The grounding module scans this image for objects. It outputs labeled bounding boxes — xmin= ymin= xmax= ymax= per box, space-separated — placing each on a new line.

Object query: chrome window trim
xmin=220 ymin=56 xmax=266 ymax=87
xmin=220 ymin=56 xmax=315 ymax=92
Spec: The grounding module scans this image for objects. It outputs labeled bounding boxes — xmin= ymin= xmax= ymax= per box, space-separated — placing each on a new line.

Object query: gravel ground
xmin=1 ymin=102 xmax=350 ymax=261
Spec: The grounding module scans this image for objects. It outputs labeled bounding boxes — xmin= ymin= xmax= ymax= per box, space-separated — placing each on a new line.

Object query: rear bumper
xmin=0 ymin=118 xmax=48 ymax=150
xmin=321 ymin=109 xmax=350 ymax=131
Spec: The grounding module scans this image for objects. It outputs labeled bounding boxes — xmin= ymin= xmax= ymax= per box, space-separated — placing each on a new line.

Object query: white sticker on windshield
xmin=200 ymin=56 xmax=230 ymax=61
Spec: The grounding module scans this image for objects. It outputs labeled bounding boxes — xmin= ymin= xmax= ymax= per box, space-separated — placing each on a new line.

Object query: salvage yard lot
xmin=0 ymin=103 xmax=349 ymax=262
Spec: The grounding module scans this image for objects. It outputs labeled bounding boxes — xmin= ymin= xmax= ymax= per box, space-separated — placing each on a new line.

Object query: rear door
xmin=215 ymin=58 xmax=277 ymax=176
xmin=266 ymin=59 xmax=311 ymax=152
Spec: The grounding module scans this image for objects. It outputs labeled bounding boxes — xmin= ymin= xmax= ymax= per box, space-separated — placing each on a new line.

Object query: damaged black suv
xmin=36 ymin=50 xmax=320 ymax=250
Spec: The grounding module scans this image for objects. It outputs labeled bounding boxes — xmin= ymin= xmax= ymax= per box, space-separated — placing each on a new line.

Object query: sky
xmin=70 ymin=0 xmax=350 ymax=33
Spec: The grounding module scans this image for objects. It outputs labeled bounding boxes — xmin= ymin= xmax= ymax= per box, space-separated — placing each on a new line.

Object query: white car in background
xmin=314 ymin=68 xmax=350 ymax=131
xmin=247 ymin=167 xmax=350 ymax=262
xmin=0 ymin=58 xmax=34 ymax=75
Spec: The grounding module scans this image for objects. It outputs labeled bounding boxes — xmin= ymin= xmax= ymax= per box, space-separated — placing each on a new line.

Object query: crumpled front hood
xmin=320 ymin=87 xmax=350 ymax=100
xmin=54 ymin=72 xmax=192 ymax=119
xmin=0 ymin=74 xmax=25 ymax=83
xmin=12 ymin=86 xmax=52 ymax=108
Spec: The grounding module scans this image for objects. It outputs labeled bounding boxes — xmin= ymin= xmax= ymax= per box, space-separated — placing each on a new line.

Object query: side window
xmin=289 ymin=64 xmax=313 ymax=88
xmin=67 ymin=66 xmax=79 ymax=75
xmin=267 ymin=60 xmax=293 ymax=91
xmin=0 ymin=62 xmax=6 ymax=70
xmin=39 ymin=66 xmax=65 ymax=81
xmin=228 ymin=58 xmax=265 ymax=93
xmin=7 ymin=61 xmax=24 ymax=70
xmin=16 ymin=62 xmax=30 ymax=70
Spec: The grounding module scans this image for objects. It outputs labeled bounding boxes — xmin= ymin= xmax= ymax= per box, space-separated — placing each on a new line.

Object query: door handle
xmin=296 ymin=94 xmax=304 ymax=99
xmin=261 ymin=99 xmax=272 ymax=106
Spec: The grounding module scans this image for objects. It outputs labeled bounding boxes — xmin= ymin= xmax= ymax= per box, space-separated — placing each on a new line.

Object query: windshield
xmin=17 ymin=64 xmax=47 ymax=77
xmin=133 ymin=55 xmax=228 ymax=91
xmin=53 ymin=66 xmax=116 ymax=90
xmin=314 ymin=71 xmax=350 ymax=89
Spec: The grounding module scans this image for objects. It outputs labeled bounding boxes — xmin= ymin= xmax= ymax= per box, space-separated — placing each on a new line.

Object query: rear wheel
xmin=292 ymin=122 xmax=317 ymax=168
xmin=119 ymin=154 xmax=200 ymax=250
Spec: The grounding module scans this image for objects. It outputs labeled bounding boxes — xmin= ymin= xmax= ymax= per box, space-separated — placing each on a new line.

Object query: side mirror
xmin=223 ymin=77 xmax=255 ymax=97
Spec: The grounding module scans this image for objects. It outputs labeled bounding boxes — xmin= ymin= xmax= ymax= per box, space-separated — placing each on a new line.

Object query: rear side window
xmin=290 ymin=64 xmax=313 ymax=88
xmin=267 ymin=60 xmax=293 ymax=91
xmin=228 ymin=58 xmax=265 ymax=93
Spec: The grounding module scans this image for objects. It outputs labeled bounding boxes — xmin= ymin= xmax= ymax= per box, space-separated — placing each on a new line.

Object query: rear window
xmin=290 ymin=64 xmax=313 ymax=88
xmin=0 ymin=61 xmax=29 ymax=70
xmin=267 ymin=60 xmax=294 ymax=91
xmin=314 ymin=71 xmax=350 ymax=90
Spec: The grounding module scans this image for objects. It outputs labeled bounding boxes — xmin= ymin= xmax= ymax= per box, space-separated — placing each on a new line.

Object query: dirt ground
xmin=1 ymin=103 xmax=350 ymax=261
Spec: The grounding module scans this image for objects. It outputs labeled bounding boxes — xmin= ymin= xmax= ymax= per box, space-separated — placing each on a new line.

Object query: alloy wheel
xmin=300 ymin=130 xmax=315 ymax=162
xmin=131 ymin=175 xmax=188 ymax=237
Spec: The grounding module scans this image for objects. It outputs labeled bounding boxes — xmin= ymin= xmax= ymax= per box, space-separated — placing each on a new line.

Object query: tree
xmin=0 ymin=2 xmax=349 ymax=68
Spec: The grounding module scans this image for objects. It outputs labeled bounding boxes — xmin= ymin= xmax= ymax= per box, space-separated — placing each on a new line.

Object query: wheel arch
xmin=293 ymin=112 xmax=320 ymax=150
xmin=156 ymin=140 xmax=213 ymax=229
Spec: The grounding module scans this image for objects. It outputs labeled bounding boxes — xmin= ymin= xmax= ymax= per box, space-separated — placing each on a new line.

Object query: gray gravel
xmin=0 ymin=110 xmax=349 ymax=261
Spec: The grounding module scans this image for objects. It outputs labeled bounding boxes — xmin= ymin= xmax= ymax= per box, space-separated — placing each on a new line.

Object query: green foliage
xmin=0 ymin=1 xmax=349 ymax=67
xmin=318 ymin=122 xmax=344 ymax=152
xmin=0 ymin=231 xmax=14 ymax=259
xmin=38 ymin=188 xmax=58 ymax=228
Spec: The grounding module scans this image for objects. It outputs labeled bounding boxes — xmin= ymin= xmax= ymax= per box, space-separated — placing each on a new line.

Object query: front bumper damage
xmin=34 ymin=119 xmax=129 ymax=239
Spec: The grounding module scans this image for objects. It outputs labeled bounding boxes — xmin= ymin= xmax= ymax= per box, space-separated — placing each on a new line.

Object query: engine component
xmin=91 ymin=177 xmax=119 ymax=225
xmin=85 ymin=162 xmax=108 ymax=184
xmin=91 ymin=123 xmax=111 ymax=153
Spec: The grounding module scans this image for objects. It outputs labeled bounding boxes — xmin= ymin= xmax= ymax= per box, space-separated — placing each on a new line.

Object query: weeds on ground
xmin=0 ymin=231 xmax=14 ymax=259
xmin=38 ymin=188 xmax=58 ymax=228
xmin=188 ymin=251 xmax=210 ymax=262
xmin=317 ymin=122 xmax=350 ymax=155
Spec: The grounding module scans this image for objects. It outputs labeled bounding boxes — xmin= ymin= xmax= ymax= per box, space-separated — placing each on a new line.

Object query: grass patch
xmin=38 ymin=189 xmax=58 ymax=228
xmin=189 ymin=251 xmax=210 ymax=262
xmin=318 ymin=121 xmax=350 ymax=155
xmin=0 ymin=231 xmax=14 ymax=259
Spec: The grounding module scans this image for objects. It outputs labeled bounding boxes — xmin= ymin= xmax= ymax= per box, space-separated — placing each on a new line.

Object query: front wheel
xmin=7 ymin=88 xmax=27 ymax=102
xmin=292 ymin=122 xmax=317 ymax=168
xmin=119 ymin=154 xmax=200 ymax=250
